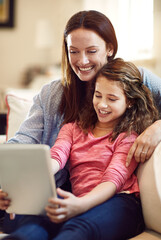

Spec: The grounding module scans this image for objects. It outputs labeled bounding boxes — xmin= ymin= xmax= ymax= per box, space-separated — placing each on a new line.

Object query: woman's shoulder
xmin=40 ymin=79 xmax=63 ymax=96
xmin=138 ymin=67 xmax=161 ymax=91
xmin=36 ymin=79 xmax=63 ymax=105
xmin=139 ymin=67 xmax=161 ymax=113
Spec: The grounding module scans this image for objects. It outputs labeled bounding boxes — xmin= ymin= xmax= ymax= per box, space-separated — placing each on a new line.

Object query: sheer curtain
xmin=83 ymin=0 xmax=153 ymax=61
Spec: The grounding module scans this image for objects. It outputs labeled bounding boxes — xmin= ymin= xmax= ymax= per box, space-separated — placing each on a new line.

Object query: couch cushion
xmin=129 ymin=230 xmax=161 ymax=239
xmin=137 ymin=142 xmax=161 ymax=234
xmin=5 ymin=93 xmax=35 ymax=141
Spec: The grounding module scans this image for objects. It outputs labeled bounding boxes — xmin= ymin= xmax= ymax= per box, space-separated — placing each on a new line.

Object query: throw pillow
xmin=5 ymin=94 xmax=33 ymax=141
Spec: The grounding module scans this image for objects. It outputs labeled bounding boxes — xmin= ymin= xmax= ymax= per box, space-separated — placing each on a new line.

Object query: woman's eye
xmin=109 ymin=98 xmax=117 ymax=102
xmin=95 ymin=95 xmax=101 ymax=98
xmin=88 ymin=50 xmax=97 ymax=54
xmin=69 ymin=50 xmax=78 ymax=54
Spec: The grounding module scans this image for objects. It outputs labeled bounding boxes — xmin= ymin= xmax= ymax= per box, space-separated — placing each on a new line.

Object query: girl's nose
xmin=100 ymin=102 xmax=108 ymax=108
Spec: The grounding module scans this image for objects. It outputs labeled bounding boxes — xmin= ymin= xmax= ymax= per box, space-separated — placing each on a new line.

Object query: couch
xmin=0 ymin=90 xmax=161 ymax=239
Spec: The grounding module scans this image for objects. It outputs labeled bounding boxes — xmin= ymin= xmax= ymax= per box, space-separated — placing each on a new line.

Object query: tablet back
xmin=0 ymin=144 xmax=56 ymax=215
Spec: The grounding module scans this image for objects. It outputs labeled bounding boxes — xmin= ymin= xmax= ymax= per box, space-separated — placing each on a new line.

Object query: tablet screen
xmin=0 ymin=144 xmax=57 ymax=215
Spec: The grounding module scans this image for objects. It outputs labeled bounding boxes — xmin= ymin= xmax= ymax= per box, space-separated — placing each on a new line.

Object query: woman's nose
xmin=79 ymin=52 xmax=89 ymax=65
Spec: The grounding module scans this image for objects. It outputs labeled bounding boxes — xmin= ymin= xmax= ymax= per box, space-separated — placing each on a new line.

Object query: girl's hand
xmin=0 ymin=189 xmax=10 ymax=210
xmin=126 ymin=120 xmax=161 ymax=167
xmin=45 ymin=188 xmax=82 ymax=224
xmin=0 ymin=190 xmax=15 ymax=220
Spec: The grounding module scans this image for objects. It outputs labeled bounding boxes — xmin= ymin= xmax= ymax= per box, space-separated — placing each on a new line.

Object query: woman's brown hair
xmin=60 ymin=10 xmax=118 ymax=124
xmin=79 ymin=58 xmax=159 ymax=141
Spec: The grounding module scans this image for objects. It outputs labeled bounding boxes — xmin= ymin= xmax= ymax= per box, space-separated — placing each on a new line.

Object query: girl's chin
xmin=98 ymin=117 xmax=110 ymax=123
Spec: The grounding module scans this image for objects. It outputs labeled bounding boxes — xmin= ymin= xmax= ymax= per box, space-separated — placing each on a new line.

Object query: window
xmin=83 ymin=0 xmax=153 ymax=61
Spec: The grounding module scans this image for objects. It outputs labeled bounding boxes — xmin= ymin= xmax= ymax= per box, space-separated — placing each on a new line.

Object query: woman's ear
xmin=107 ymin=43 xmax=114 ymax=57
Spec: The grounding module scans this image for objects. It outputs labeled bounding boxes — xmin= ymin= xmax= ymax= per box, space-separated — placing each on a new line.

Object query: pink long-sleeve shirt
xmin=50 ymin=122 xmax=139 ymax=197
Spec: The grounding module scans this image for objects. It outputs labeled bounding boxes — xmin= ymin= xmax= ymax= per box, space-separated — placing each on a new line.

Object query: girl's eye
xmin=109 ymin=98 xmax=117 ymax=102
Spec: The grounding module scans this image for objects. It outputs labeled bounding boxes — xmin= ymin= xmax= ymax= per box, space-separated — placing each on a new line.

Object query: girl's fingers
xmin=56 ymin=188 xmax=72 ymax=198
xmin=10 ymin=213 xmax=15 ymax=220
xmin=46 ymin=205 xmax=67 ymax=216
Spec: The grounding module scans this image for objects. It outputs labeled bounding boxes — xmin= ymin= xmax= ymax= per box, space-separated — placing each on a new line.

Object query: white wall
xmin=0 ymin=0 xmax=83 ymax=89
xmin=153 ymin=0 xmax=161 ymax=77
xmin=0 ymin=0 xmax=161 ymax=90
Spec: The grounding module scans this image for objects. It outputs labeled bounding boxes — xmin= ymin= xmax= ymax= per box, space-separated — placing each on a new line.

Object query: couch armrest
xmin=137 ymin=142 xmax=161 ymax=234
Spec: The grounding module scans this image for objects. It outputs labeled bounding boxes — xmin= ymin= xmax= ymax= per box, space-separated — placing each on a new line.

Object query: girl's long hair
xmin=59 ymin=10 xmax=118 ymax=124
xmin=79 ymin=58 xmax=159 ymax=141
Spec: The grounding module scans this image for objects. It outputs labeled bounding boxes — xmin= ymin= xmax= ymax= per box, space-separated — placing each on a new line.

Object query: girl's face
xmin=93 ymin=76 xmax=127 ymax=129
xmin=66 ymin=28 xmax=112 ymax=82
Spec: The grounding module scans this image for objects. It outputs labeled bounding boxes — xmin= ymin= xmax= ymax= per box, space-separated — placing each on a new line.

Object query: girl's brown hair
xmin=60 ymin=10 xmax=118 ymax=124
xmin=79 ymin=58 xmax=159 ymax=141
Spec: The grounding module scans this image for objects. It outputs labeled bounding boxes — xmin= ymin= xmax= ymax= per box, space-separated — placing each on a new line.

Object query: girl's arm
xmin=51 ymin=158 xmax=60 ymax=175
xmin=46 ymin=133 xmax=137 ymax=223
xmin=46 ymin=181 xmax=116 ymax=223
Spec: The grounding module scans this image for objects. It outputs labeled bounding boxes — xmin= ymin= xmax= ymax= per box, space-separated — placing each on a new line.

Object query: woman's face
xmin=66 ymin=28 xmax=112 ymax=82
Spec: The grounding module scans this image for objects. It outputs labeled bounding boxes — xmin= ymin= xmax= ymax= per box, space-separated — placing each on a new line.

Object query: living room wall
xmin=0 ymin=0 xmax=84 ymax=89
xmin=0 ymin=0 xmax=161 ymax=90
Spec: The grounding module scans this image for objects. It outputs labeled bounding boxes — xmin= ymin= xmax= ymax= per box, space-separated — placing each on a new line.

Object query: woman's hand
xmin=126 ymin=120 xmax=161 ymax=167
xmin=45 ymin=188 xmax=83 ymax=224
xmin=0 ymin=189 xmax=10 ymax=210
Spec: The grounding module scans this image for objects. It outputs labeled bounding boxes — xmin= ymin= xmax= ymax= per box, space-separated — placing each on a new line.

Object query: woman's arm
xmin=126 ymin=120 xmax=161 ymax=166
xmin=46 ymin=182 xmax=116 ymax=223
xmin=139 ymin=67 xmax=161 ymax=114
xmin=126 ymin=68 xmax=161 ymax=166
xmin=7 ymin=80 xmax=63 ymax=147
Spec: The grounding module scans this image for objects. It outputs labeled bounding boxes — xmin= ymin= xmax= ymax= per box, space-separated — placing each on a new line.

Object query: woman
xmin=7 ymin=10 xmax=161 ymax=187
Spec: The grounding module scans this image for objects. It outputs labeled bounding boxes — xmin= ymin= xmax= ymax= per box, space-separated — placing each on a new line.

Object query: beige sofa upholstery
xmin=0 ymin=91 xmax=161 ymax=239
xmin=129 ymin=142 xmax=161 ymax=239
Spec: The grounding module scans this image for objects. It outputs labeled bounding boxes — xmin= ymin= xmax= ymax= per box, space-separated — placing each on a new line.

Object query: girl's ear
xmin=127 ymin=100 xmax=134 ymax=108
xmin=107 ymin=43 xmax=114 ymax=57
xmin=127 ymin=104 xmax=132 ymax=109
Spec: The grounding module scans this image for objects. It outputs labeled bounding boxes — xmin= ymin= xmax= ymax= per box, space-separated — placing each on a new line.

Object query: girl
xmin=3 ymin=58 xmax=158 ymax=240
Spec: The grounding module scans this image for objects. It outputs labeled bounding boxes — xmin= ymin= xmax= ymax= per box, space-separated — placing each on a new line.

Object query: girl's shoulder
xmin=115 ymin=132 xmax=138 ymax=144
xmin=60 ymin=122 xmax=81 ymax=131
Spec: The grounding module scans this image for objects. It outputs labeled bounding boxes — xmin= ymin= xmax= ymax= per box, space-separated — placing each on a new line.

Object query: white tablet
xmin=0 ymin=144 xmax=57 ymax=215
